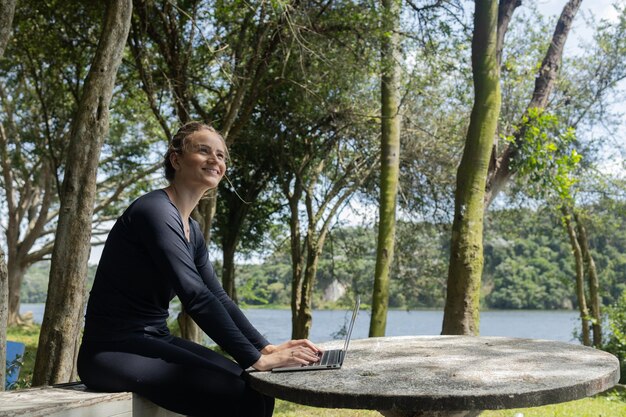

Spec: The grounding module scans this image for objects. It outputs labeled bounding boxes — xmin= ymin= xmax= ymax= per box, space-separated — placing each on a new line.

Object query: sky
xmin=541 ymin=0 xmax=622 ymax=56
xmin=540 ymin=0 xmax=626 ymax=177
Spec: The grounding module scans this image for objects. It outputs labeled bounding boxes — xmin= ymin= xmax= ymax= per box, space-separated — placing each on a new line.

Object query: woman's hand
xmin=253 ymin=339 xmax=323 ymax=371
xmin=261 ymin=339 xmax=322 ymax=355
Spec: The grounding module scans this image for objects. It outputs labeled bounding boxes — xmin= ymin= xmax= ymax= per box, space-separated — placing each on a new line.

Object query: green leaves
xmin=507 ymin=108 xmax=582 ymax=203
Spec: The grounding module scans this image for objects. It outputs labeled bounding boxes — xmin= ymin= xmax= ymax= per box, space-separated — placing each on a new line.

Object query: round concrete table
xmin=248 ymin=336 xmax=620 ymax=417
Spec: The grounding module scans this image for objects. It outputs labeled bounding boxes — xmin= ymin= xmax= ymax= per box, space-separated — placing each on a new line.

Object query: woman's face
xmin=171 ymin=129 xmax=227 ymax=190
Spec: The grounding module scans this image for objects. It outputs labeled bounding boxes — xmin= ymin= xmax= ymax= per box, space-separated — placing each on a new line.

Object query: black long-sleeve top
xmin=83 ymin=189 xmax=269 ymax=369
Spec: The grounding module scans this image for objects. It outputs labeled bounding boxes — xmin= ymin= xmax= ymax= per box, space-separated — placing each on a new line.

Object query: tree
xmin=129 ymin=0 xmax=308 ymax=340
xmin=282 ymin=134 xmax=376 ymax=340
xmin=369 ymin=0 xmax=402 ymax=338
xmin=575 ymin=210 xmax=601 ymax=346
xmin=442 ymin=0 xmax=501 ymax=335
xmin=491 ymin=1 xmax=626 ymax=347
xmin=32 ymin=0 xmax=132 ymax=385
xmin=0 ymin=0 xmax=17 ymax=392
xmin=0 ymin=0 xmax=16 ymax=58
xmin=250 ymin=2 xmax=380 ymax=339
xmin=485 ymin=0 xmax=582 ymax=206
xmin=0 ymin=0 xmax=160 ymax=327
xmin=394 ymin=1 xmax=472 ymax=226
xmin=0 ymin=246 xmax=7 ymax=391
xmin=213 ymin=133 xmax=282 ymax=302
xmin=562 ymin=204 xmax=591 ymax=345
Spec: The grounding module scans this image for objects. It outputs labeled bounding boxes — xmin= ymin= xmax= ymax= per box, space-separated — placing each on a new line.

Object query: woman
xmin=78 ymin=122 xmax=321 ymax=417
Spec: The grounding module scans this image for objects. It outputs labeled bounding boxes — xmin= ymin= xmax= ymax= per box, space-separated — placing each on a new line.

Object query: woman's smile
xmin=173 ymin=130 xmax=227 ymax=190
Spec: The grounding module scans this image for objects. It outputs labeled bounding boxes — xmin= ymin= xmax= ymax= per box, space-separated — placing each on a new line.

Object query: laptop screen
xmin=343 ymin=296 xmax=360 ymax=353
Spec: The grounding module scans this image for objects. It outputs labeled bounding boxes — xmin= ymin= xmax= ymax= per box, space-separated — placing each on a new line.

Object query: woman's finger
xmin=290 ymin=339 xmax=323 ymax=353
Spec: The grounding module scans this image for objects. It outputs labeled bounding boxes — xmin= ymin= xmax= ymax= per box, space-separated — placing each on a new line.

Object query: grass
xmin=480 ymin=390 xmax=626 ymax=417
xmin=6 ymin=323 xmax=39 ymax=388
xmin=6 ymin=324 xmax=626 ymax=417
xmin=272 ymin=390 xmax=626 ymax=417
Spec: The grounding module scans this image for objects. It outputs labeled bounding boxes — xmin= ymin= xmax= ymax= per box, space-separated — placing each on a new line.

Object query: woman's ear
xmin=169 ymin=152 xmax=180 ymax=170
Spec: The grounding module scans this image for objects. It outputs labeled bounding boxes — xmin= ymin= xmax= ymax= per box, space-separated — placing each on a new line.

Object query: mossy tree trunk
xmin=32 ymin=0 xmax=132 ymax=386
xmin=369 ymin=0 xmax=402 ymax=338
xmin=442 ymin=0 xmax=501 ymax=336
xmin=574 ymin=211 xmax=601 ymax=347
xmin=562 ymin=205 xmax=591 ymax=346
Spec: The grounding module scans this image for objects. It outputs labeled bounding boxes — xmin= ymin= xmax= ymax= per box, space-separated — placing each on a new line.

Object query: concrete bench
xmin=0 ymin=382 xmax=185 ymax=417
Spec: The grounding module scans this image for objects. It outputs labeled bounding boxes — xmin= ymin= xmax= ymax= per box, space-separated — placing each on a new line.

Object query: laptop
xmin=272 ymin=297 xmax=360 ymax=372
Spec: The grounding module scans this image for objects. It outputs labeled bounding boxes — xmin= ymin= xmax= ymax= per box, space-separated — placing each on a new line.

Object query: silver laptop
xmin=272 ymin=297 xmax=360 ymax=372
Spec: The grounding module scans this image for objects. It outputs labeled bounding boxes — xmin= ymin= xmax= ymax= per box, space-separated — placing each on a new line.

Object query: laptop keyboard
xmin=303 ymin=349 xmax=342 ymax=367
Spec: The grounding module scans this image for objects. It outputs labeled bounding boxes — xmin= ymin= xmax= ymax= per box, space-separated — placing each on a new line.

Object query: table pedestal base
xmin=379 ymin=410 xmax=481 ymax=417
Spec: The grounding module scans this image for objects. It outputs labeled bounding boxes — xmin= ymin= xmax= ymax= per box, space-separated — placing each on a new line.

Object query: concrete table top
xmin=248 ymin=336 xmax=620 ymax=417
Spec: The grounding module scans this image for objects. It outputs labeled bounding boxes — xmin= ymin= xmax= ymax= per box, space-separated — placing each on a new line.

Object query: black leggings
xmin=77 ymin=336 xmax=274 ymax=417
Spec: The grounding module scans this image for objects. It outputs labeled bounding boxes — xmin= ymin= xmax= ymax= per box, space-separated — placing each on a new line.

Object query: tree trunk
xmin=222 ymin=242 xmax=238 ymax=304
xmin=220 ymin=194 xmax=253 ymax=303
xmin=283 ymin=176 xmax=305 ymax=339
xmin=193 ymin=190 xmax=217 ymax=242
xmin=176 ymin=310 xmax=202 ymax=344
xmin=562 ymin=206 xmax=591 ymax=346
xmin=290 ymin=161 xmax=371 ymax=340
xmin=0 ymin=0 xmax=17 ymax=392
xmin=293 ymin=249 xmax=317 ymax=340
xmin=496 ymin=0 xmax=522 ymax=66
xmin=6 ymin=262 xmax=27 ymax=326
xmin=574 ymin=211 xmax=601 ymax=347
xmin=485 ymin=0 xmax=582 ymax=207
xmin=288 ymin=194 xmax=304 ymax=339
xmin=442 ymin=0 xmax=501 ymax=336
xmin=4 ymin=161 xmax=55 ymax=326
xmin=370 ymin=0 xmax=402 ymax=338
xmin=0 ymin=248 xmax=8 ymax=391
xmin=0 ymin=0 xmax=17 ymax=58
xmin=32 ymin=0 xmax=132 ymax=386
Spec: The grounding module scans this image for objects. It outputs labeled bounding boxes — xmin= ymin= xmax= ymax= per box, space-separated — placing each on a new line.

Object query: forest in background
xmin=1 ymin=0 xmax=626 ymax=386
xmin=20 ymin=200 xmax=626 ymax=312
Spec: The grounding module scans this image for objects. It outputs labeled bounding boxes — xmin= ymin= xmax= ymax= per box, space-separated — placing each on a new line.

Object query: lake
xmin=20 ymin=303 xmax=581 ymax=344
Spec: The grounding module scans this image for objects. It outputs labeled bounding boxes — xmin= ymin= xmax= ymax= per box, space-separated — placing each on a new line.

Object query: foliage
xmin=4 ymin=352 xmax=23 ymax=390
xmin=0 ymin=0 xmax=162 ymax=328
xmin=19 ymin=202 xmax=626 ymax=313
xmin=483 ymin=207 xmax=576 ymax=309
xmin=585 ymin=201 xmax=626 ymax=305
xmin=602 ymin=288 xmax=626 ymax=383
xmin=20 ymin=262 xmax=97 ymax=303
xmin=205 ymin=202 xmax=626 ymax=311
xmin=505 ymin=108 xmax=582 ymax=203
xmin=498 ymin=4 xmax=552 ymax=130
xmin=556 ymin=1 xmax=626 ymax=134
xmin=391 ymin=221 xmax=449 ymax=309
xmin=5 ymin=324 xmax=39 ymax=389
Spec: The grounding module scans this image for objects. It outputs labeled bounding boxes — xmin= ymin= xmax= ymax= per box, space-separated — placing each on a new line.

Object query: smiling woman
xmin=162 ymin=123 xmax=227 ymax=240
xmin=76 ymin=121 xmax=322 ymax=417
xmin=163 ymin=122 xmax=227 ymax=184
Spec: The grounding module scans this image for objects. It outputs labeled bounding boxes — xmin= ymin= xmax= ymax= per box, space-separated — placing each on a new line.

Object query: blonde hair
xmin=163 ymin=121 xmax=227 ymax=182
